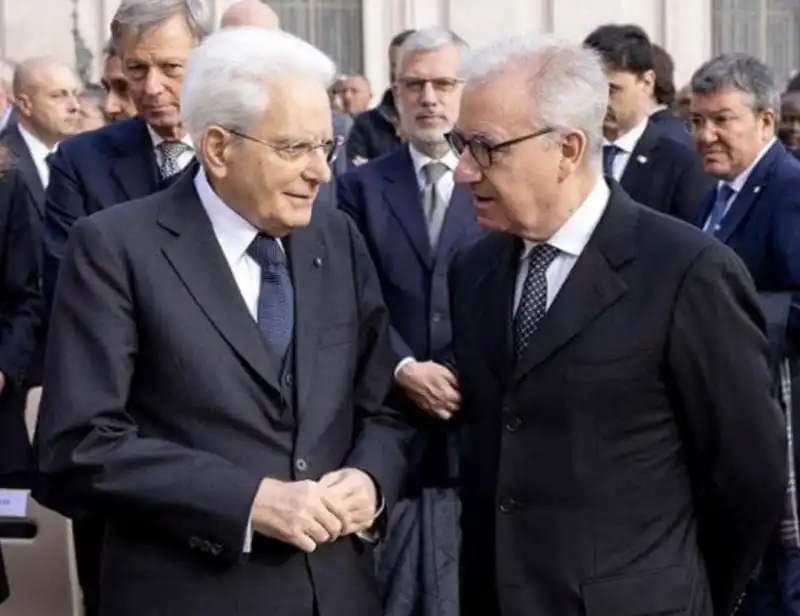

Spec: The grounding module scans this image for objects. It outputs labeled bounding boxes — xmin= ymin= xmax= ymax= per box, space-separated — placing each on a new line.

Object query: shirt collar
xmin=18 ymin=124 xmax=56 ymax=161
xmin=723 ymin=137 xmax=777 ymax=194
xmin=194 ymin=168 xmax=258 ymax=266
xmin=605 ymin=117 xmax=649 ymax=154
xmin=407 ymin=142 xmax=459 ymax=183
xmin=147 ymin=124 xmax=194 ymax=151
xmin=521 ymin=176 xmax=610 ymax=260
xmin=649 ymin=104 xmax=668 ymax=115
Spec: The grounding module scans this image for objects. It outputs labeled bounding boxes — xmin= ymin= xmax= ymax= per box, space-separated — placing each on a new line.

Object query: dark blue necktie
xmin=247 ymin=234 xmax=294 ymax=362
xmin=602 ymin=144 xmax=620 ymax=178
xmin=704 ymin=183 xmax=736 ymax=235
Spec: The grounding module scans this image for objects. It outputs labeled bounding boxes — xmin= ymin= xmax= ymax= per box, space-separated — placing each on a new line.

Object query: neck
xmin=149 ymin=123 xmax=187 ymax=142
xmin=411 ymin=139 xmax=451 ymax=159
xmin=19 ymin=120 xmax=58 ymax=149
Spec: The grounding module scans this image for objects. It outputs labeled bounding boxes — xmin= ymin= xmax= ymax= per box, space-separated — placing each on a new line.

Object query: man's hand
xmin=352 ymin=156 xmax=368 ymax=166
xmin=250 ymin=478 xmax=348 ymax=553
xmin=396 ymin=360 xmax=460 ymax=420
xmin=0 ymin=371 xmax=5 ymax=397
xmin=319 ymin=468 xmax=378 ymax=536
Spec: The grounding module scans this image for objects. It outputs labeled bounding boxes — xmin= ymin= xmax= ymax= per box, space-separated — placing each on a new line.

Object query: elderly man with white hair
xmin=35 ymin=25 xmax=413 ymax=616
xmin=448 ymin=35 xmax=786 ymax=616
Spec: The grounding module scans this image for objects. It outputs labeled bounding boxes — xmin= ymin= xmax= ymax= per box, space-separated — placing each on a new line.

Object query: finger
xmin=429 ymin=407 xmax=453 ymax=421
xmin=314 ymin=498 xmax=347 ymax=537
xmin=319 ymin=471 xmax=344 ymax=488
xmin=303 ymin=519 xmax=333 ymax=545
xmin=291 ymin=533 xmax=317 ymax=553
xmin=439 ymin=369 xmax=459 ymax=388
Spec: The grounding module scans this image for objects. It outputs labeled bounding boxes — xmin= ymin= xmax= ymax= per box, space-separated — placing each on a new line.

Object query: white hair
xmin=395 ymin=27 xmax=468 ymax=78
xmin=460 ymin=34 xmax=608 ymax=166
xmin=180 ymin=26 xmax=337 ymax=145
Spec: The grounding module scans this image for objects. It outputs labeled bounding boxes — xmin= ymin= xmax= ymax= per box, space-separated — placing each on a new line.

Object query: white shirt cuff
xmin=244 ymin=518 xmax=253 ymax=553
xmin=394 ymin=357 xmax=415 ymax=379
xmin=356 ymin=495 xmax=386 ymax=544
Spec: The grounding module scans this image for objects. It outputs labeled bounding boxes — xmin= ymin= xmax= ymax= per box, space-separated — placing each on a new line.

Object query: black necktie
xmin=514 ymin=244 xmax=559 ymax=358
xmin=247 ymin=234 xmax=294 ymax=362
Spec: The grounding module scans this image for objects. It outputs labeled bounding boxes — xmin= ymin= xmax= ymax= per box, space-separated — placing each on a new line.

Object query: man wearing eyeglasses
xmin=448 ymin=35 xmax=786 ymax=616
xmin=35 ymin=26 xmax=413 ymax=616
xmin=338 ymin=26 xmax=481 ymax=616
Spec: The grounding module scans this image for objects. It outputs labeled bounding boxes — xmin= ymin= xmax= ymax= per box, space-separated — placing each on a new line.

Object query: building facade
xmin=0 ymin=0 xmax=796 ymax=96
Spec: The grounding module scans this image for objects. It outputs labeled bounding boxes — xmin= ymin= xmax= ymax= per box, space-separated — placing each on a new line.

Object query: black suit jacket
xmin=617 ymin=120 xmax=712 ymax=222
xmin=35 ymin=174 xmax=413 ymax=616
xmin=0 ymin=169 xmax=39 ymax=479
xmin=649 ymin=107 xmax=693 ymax=147
xmin=450 ymin=182 xmax=786 ymax=616
xmin=0 ymin=123 xmax=45 ymax=220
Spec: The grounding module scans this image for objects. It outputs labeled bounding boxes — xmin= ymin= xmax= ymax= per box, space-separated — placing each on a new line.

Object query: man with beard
xmin=338 ymin=27 xmax=482 ymax=616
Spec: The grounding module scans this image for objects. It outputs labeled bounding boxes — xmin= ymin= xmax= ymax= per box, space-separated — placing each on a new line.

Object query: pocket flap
xmin=582 ymin=566 xmax=689 ymax=616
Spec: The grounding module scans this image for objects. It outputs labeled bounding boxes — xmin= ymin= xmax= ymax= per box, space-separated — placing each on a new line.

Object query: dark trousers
xmin=72 ymin=515 xmax=105 ymax=616
xmin=741 ymin=547 xmax=800 ymax=616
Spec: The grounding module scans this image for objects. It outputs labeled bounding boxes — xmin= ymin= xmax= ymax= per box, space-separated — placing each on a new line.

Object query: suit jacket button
xmin=295 ymin=458 xmax=308 ymax=472
xmin=499 ymin=498 xmax=517 ymax=514
xmin=505 ymin=416 xmax=522 ymax=432
xmin=188 ymin=536 xmax=201 ymax=549
xmin=210 ymin=543 xmax=222 ymax=556
xmin=200 ymin=540 xmax=212 ymax=552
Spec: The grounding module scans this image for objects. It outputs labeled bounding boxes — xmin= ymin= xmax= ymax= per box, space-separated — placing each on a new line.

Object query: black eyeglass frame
xmin=446 ymin=126 xmax=555 ymax=168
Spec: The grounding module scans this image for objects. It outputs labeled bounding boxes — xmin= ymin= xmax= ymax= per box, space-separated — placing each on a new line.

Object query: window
xmin=713 ymin=0 xmax=800 ymax=82
xmin=267 ymin=0 xmax=364 ymax=75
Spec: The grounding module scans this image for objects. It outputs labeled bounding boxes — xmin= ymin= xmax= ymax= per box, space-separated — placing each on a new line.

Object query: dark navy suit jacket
xmin=649 ymin=107 xmax=692 ymax=147
xmin=617 ymin=120 xmax=712 ymax=222
xmin=337 ymin=145 xmax=483 ymax=485
xmin=694 ymin=140 xmax=800 ymax=349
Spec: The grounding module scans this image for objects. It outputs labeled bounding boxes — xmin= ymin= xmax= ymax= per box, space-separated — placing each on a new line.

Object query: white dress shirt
xmin=18 ymin=124 xmax=56 ymax=188
xmin=702 ymin=137 xmax=776 ymax=232
xmin=514 ymin=177 xmax=611 ymax=313
xmin=604 ymin=117 xmax=649 ymax=182
xmin=147 ymin=125 xmax=195 ymax=173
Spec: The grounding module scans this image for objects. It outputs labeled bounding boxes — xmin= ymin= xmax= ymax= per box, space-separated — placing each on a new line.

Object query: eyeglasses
xmin=396 ymin=77 xmax=464 ymax=95
xmin=446 ymin=127 xmax=555 ymax=169
xmin=226 ymin=128 xmax=343 ymax=164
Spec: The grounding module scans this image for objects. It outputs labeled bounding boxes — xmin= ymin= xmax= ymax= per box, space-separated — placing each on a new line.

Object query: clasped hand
xmin=251 ymin=468 xmax=377 ymax=553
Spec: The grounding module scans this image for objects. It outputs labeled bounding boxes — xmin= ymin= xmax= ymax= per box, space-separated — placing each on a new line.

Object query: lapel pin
xmin=636 ymin=155 xmax=648 ymax=164
xmin=313 ymin=257 xmax=323 ymax=268
xmin=753 ymin=186 xmax=761 ymax=194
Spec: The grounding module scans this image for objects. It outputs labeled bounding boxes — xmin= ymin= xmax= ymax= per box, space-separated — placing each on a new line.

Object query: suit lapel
xmin=475 ymin=234 xmax=518 ymax=383
xmin=715 ymin=141 xmax=782 ymax=243
xmin=287 ymin=223 xmax=326 ymax=452
xmin=158 ymin=174 xmax=281 ymax=393
xmin=110 ymin=119 xmax=160 ymax=201
xmin=382 ymin=147 xmax=432 ymax=268
xmin=512 ymin=184 xmax=635 ymax=383
xmin=433 ymin=185 xmax=475 ymax=264
xmin=619 ymin=121 xmax=660 ymax=197
xmin=4 ymin=126 xmax=45 ymax=215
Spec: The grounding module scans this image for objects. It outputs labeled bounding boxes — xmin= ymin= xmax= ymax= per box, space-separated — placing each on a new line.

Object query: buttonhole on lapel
xmin=313 ymin=256 xmax=323 ymax=268
xmin=636 ymin=155 xmax=647 ymax=164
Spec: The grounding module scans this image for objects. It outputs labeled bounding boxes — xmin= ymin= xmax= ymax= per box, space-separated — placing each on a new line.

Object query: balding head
xmin=12 ymin=57 xmax=82 ymax=145
xmin=220 ymin=0 xmax=279 ymax=29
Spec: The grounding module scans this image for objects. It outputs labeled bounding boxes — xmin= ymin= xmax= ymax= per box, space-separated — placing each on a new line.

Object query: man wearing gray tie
xmin=337 ymin=27 xmax=483 ymax=616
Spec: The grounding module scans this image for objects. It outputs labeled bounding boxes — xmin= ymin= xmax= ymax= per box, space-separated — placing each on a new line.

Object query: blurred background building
xmin=0 ymin=0 xmax=796 ymax=98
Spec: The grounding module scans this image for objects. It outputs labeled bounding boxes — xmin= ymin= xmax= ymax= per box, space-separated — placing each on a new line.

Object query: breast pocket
xmin=317 ymin=322 xmax=358 ymax=349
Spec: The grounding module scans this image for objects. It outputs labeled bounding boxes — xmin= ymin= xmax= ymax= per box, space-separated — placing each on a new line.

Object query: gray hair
xmin=690 ymin=53 xmax=780 ymax=119
xmin=110 ymin=0 xmax=212 ymax=53
xmin=395 ymin=27 xmax=469 ymax=78
xmin=460 ymin=34 xmax=607 ymax=166
xmin=180 ymin=26 xmax=336 ymax=147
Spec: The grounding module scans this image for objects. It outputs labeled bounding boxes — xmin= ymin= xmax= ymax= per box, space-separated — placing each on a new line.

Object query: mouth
xmin=285 ymin=192 xmax=314 ymax=201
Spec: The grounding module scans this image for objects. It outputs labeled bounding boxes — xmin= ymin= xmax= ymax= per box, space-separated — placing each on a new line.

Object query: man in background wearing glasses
xmin=35 ymin=25 xmax=413 ymax=616
xmin=338 ymin=26 xmax=481 ymax=616
xmin=448 ymin=35 xmax=786 ymax=616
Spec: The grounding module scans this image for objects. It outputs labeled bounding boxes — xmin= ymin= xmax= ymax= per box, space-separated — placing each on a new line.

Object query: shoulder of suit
xmin=58 ymin=118 xmax=143 ymax=158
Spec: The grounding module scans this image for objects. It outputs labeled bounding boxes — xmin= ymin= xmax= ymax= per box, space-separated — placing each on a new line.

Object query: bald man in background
xmin=2 ymin=57 xmax=82 ymax=221
xmin=219 ymin=0 xmax=279 ymax=28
